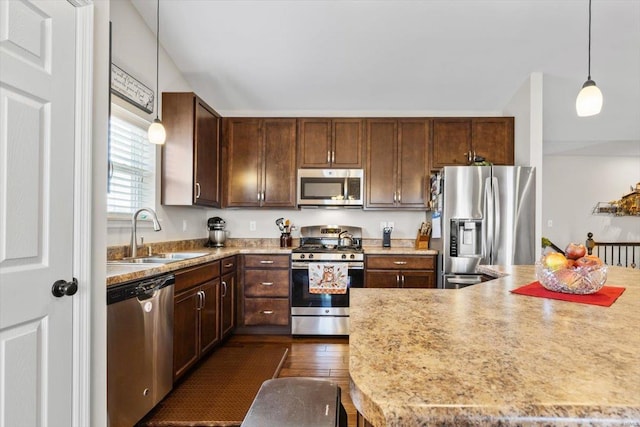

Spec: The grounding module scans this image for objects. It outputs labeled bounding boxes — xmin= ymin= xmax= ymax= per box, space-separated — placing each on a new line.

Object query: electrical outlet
xmin=380 ymin=221 xmax=387 ymax=231
xmin=182 ymin=219 xmax=187 ymax=232
xmin=387 ymin=221 xmax=394 ymax=229
xmin=249 ymin=221 xmax=256 ymax=231
xmin=547 ymin=220 xmax=553 ymax=227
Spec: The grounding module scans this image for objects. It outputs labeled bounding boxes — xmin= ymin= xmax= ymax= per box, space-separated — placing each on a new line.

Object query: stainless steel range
xmin=291 ymin=225 xmax=364 ymax=336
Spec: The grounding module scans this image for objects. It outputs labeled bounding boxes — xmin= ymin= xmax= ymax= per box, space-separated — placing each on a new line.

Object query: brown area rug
xmin=138 ymin=346 xmax=289 ymax=427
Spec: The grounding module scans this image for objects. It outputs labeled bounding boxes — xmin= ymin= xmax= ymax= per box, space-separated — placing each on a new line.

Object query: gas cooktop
xmin=292 ymin=225 xmax=364 ymax=261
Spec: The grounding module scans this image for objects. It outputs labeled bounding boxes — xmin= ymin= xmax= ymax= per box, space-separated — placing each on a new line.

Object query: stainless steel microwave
xmin=297 ymin=169 xmax=364 ymax=207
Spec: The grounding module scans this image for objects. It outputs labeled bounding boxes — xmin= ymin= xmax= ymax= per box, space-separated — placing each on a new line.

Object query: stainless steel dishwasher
xmin=107 ymin=274 xmax=175 ymax=427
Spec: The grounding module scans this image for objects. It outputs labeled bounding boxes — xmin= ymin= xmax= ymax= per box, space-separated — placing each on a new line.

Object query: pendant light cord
xmin=155 ymin=0 xmax=160 ymax=121
xmin=587 ymin=0 xmax=592 ymax=80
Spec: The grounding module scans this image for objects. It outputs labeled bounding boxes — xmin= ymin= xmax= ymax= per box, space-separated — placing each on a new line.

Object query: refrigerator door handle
xmin=492 ymin=177 xmax=501 ymax=259
xmin=484 ymin=177 xmax=493 ymax=260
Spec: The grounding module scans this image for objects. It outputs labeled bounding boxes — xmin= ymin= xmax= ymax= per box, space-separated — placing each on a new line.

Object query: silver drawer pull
xmin=261 ymin=310 xmax=274 ymax=315
xmin=259 ymin=260 xmax=274 ymax=264
xmin=260 ymin=282 xmax=274 ymax=286
xmin=393 ymin=261 xmax=408 ymax=265
xmin=224 ymin=263 xmax=234 ymax=268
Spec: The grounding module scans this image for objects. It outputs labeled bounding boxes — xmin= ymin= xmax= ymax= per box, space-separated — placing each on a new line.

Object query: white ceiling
xmin=131 ymin=0 xmax=640 ymax=156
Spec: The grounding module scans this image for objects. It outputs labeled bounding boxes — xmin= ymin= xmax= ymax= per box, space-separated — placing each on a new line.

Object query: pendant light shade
xmin=576 ymin=0 xmax=602 ymax=117
xmin=148 ymin=118 xmax=166 ymax=144
xmin=148 ymin=0 xmax=166 ymax=144
xmin=576 ymin=79 xmax=603 ymax=117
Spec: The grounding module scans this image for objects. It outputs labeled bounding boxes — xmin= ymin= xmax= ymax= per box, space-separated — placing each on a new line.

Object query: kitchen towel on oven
xmin=308 ymin=263 xmax=348 ymax=294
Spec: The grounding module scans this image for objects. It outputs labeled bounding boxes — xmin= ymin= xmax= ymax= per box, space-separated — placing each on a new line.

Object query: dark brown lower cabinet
xmin=173 ymin=261 xmax=222 ymax=381
xmin=220 ymin=256 xmax=237 ymax=339
xmin=365 ymin=255 xmax=436 ymax=289
xmin=241 ymin=254 xmax=291 ymax=330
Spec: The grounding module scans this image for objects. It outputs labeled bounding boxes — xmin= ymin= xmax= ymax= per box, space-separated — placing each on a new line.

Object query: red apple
xmin=564 ymin=243 xmax=587 ymax=260
xmin=555 ymin=268 xmax=580 ymax=289
xmin=574 ymin=255 xmax=604 ymax=269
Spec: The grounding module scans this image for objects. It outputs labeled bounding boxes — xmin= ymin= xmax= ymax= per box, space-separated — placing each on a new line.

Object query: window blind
xmin=108 ymin=106 xmax=156 ymax=215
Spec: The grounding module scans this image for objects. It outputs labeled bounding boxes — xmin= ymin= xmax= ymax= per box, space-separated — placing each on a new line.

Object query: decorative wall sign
xmin=110 ymin=63 xmax=154 ymax=114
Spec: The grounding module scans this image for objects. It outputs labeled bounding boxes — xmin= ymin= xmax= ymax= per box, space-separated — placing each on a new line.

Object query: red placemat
xmin=511 ymin=281 xmax=626 ymax=307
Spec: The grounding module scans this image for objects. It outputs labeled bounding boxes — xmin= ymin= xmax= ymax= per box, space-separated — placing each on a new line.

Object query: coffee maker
xmin=206 ymin=217 xmax=226 ymax=248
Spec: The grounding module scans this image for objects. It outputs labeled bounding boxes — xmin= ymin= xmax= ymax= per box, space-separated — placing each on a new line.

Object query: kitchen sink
xmin=152 ymin=252 xmax=209 ymax=260
xmin=108 ymin=252 xmax=210 ymax=265
xmin=110 ymin=257 xmax=173 ymax=264
xmin=106 ymin=263 xmax=166 ymax=278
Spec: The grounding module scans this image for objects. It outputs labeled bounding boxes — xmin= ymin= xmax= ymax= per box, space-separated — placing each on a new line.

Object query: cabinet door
xmin=432 ymin=119 xmax=472 ymax=168
xmin=193 ymin=99 xmax=221 ymax=207
xmin=471 ymin=118 xmax=514 ymax=165
xmin=298 ymin=119 xmax=332 ymax=168
xmin=262 ymin=119 xmax=297 ymax=207
xmin=402 ymin=271 xmax=436 ymax=288
xmin=365 ymin=270 xmax=400 ymax=288
xmin=161 ymin=92 xmax=196 ymax=206
xmin=397 ymin=119 xmax=431 ymax=208
xmin=199 ymin=280 xmax=221 ymax=355
xmin=365 ymin=119 xmax=397 ymax=208
xmin=220 ymin=270 xmax=236 ymax=338
xmin=244 ymin=254 xmax=290 ymax=269
xmin=244 ymin=269 xmax=291 ymax=297
xmin=173 ymin=287 xmax=200 ymax=380
xmin=367 ymin=255 xmax=434 ymax=270
xmin=224 ymin=118 xmax=261 ymax=207
xmin=243 ymin=298 xmax=290 ymax=326
xmin=332 ymin=119 xmax=363 ymax=168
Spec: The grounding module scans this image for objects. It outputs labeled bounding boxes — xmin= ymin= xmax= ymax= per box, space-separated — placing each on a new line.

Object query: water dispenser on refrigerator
xmin=448 ymin=218 xmax=483 ymax=275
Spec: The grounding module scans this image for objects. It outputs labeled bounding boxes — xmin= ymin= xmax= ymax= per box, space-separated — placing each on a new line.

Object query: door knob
xmin=51 ymin=278 xmax=78 ymax=297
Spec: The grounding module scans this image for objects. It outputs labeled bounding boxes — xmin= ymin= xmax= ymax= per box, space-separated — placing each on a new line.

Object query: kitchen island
xmin=349 ymin=265 xmax=640 ymax=426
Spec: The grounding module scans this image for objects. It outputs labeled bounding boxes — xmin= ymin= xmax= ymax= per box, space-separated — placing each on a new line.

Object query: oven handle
xmin=291 ymin=262 xmax=364 ymax=270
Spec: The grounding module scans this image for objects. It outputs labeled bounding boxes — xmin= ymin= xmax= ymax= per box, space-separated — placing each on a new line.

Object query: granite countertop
xmin=106 ymin=247 xmax=292 ymax=286
xmin=362 ymin=247 xmax=438 ymax=255
xmin=349 ymin=265 xmax=640 ymax=426
xmin=106 ymin=243 xmax=438 ymax=286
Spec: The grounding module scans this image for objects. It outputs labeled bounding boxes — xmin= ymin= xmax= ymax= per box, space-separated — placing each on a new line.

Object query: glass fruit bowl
xmin=535 ymin=262 xmax=608 ymax=294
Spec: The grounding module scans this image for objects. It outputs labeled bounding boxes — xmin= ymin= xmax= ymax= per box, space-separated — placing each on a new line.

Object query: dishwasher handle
xmin=107 ymin=274 xmax=175 ymax=305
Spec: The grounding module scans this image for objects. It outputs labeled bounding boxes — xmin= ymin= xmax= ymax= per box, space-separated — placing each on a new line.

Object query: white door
xmin=0 ymin=1 xmax=77 ymax=425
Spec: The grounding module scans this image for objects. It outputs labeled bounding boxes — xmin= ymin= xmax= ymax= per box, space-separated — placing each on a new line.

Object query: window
xmin=108 ymin=105 xmax=156 ymax=217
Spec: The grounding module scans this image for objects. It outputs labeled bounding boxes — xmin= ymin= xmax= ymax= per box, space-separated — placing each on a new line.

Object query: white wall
xmin=206 ymin=208 xmax=430 ymax=240
xmin=503 ymin=72 xmax=544 ymax=259
xmin=108 ymin=0 xmax=209 ymax=246
xmin=542 ymin=155 xmax=640 ymax=247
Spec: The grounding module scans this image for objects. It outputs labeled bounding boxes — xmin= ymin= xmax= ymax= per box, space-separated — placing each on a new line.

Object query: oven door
xmin=291 ymin=261 xmax=364 ymax=315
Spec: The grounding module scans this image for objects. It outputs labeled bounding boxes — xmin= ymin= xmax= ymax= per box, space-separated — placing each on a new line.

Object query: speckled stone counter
xmin=107 ymin=247 xmax=292 ymax=286
xmin=362 ymin=246 xmax=438 ymax=255
xmin=107 ymin=239 xmax=437 ymax=286
xmin=349 ymin=265 xmax=640 ymax=426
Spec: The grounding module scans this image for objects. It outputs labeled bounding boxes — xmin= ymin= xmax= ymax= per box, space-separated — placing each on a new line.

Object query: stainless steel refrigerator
xmin=433 ymin=166 xmax=536 ymax=288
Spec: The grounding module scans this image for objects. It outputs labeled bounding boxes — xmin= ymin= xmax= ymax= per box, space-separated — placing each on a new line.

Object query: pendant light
xmin=148 ymin=0 xmax=166 ymax=144
xmin=575 ymin=0 xmax=603 ymax=117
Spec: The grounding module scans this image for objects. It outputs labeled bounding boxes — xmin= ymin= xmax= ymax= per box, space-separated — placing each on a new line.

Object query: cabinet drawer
xmin=244 ymin=298 xmax=290 ymax=326
xmin=244 ymin=254 xmax=290 ymax=269
xmin=221 ymin=256 xmax=236 ymax=274
xmin=175 ymin=261 xmax=221 ymax=293
xmin=244 ymin=270 xmax=290 ymax=297
xmin=366 ymin=255 xmax=434 ymax=270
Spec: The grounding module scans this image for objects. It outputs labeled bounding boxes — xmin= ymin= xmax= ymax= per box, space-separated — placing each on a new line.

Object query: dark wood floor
xmin=224 ymin=334 xmax=356 ymax=426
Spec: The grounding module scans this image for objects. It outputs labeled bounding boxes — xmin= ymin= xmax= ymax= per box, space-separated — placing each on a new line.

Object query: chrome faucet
xmin=130 ymin=208 xmax=162 ymax=258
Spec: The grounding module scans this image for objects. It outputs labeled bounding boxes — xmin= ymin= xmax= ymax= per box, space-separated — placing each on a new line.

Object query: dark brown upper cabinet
xmin=365 ymin=118 xmax=432 ymax=209
xmin=432 ymin=117 xmax=514 ymax=168
xmin=223 ymin=118 xmax=297 ymax=208
xmin=298 ymin=118 xmax=364 ymax=168
xmin=161 ymin=92 xmax=221 ymax=207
